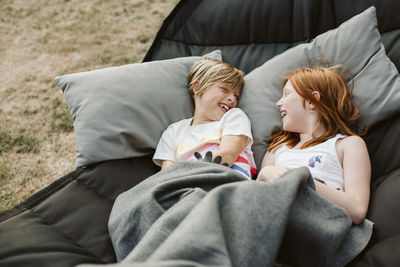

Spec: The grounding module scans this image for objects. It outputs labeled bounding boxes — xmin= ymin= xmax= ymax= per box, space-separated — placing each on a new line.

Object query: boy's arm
xmin=161 ymin=160 xmax=174 ymax=170
xmin=213 ymin=134 xmax=247 ymax=167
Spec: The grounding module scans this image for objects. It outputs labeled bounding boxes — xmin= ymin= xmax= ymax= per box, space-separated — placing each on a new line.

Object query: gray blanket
xmin=80 ymin=161 xmax=373 ymax=267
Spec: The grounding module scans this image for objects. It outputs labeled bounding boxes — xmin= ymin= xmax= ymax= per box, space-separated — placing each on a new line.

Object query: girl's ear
xmin=307 ymin=91 xmax=320 ymax=111
xmin=311 ymin=91 xmax=320 ymax=102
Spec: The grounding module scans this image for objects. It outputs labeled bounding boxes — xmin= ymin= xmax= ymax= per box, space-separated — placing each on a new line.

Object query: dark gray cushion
xmin=348 ymin=167 xmax=400 ymax=266
xmin=368 ymin=168 xmax=400 ymax=243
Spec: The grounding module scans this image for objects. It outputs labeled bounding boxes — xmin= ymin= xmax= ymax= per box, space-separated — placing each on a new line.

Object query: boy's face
xmin=192 ymin=83 xmax=240 ymax=125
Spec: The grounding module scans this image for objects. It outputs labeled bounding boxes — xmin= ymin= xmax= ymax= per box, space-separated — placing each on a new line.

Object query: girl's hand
xmin=256 ymin=165 xmax=291 ymax=182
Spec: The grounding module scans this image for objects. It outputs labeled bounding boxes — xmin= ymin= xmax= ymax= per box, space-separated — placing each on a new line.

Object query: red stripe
xmin=235 ymin=156 xmax=249 ymax=164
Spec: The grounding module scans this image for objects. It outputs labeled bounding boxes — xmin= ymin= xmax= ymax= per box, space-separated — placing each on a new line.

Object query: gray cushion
xmin=56 ymin=50 xmax=221 ymax=168
xmin=239 ymin=7 xmax=400 ymax=168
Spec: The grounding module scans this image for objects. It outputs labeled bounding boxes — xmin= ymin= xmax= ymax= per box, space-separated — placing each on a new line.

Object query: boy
xmin=153 ymin=59 xmax=256 ymax=179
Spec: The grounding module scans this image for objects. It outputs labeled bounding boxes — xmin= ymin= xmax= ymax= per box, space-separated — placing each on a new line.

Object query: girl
xmin=153 ymin=59 xmax=257 ymax=179
xmin=257 ymin=65 xmax=371 ymax=224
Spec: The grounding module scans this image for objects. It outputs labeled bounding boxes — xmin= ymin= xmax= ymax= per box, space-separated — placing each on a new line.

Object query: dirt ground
xmin=0 ymin=0 xmax=178 ymax=210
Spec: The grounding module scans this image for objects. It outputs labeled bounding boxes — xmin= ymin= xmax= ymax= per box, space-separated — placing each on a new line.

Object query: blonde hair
xmin=268 ymin=64 xmax=359 ymax=152
xmin=187 ymin=58 xmax=244 ymax=110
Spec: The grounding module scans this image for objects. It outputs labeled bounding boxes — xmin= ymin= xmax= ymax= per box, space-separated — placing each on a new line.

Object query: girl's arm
xmin=161 ymin=160 xmax=174 ymax=170
xmin=314 ymin=136 xmax=371 ymax=224
xmin=257 ymin=149 xmax=291 ymax=182
xmin=213 ymin=134 xmax=247 ymax=167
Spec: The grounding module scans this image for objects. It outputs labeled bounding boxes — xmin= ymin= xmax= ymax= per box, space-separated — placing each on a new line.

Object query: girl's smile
xmin=276 ymin=80 xmax=308 ymax=132
xmin=277 ymin=80 xmax=326 ymax=141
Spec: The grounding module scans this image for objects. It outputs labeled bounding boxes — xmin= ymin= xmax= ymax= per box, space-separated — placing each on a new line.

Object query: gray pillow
xmin=239 ymin=7 xmax=400 ymax=169
xmin=56 ymin=50 xmax=222 ymax=168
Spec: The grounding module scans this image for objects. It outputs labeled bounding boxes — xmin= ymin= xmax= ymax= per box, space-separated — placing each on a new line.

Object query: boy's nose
xmin=225 ymin=96 xmax=237 ymax=108
xmin=227 ymin=93 xmax=235 ymax=102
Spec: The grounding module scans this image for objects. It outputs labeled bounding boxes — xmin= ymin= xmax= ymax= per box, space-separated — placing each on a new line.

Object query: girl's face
xmin=276 ymin=81 xmax=310 ymax=133
xmin=193 ymin=83 xmax=240 ymax=125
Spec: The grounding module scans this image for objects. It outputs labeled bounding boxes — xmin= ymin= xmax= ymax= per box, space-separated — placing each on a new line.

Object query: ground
xmin=0 ymin=0 xmax=178 ymax=210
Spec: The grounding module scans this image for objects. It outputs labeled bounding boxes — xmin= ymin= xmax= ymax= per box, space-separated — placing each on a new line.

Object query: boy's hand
xmin=194 ymin=151 xmax=228 ymax=167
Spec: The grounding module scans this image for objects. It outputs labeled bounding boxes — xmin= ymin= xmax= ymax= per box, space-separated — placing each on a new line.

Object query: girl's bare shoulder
xmin=340 ymin=135 xmax=365 ymax=144
xmin=337 ymin=135 xmax=367 ymax=152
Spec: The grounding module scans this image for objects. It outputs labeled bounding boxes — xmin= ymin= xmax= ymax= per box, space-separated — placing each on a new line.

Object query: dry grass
xmin=0 ymin=0 xmax=178 ymax=210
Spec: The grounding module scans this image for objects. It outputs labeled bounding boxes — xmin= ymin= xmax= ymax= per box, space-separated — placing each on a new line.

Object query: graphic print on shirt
xmin=308 ymin=155 xmax=323 ymax=168
xmin=176 ymin=128 xmax=256 ymax=179
xmin=176 ymin=129 xmax=222 ymax=160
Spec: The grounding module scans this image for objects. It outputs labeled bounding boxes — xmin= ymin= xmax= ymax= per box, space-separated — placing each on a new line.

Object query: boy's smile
xmin=218 ymin=103 xmax=232 ymax=113
xmin=192 ymin=83 xmax=240 ymax=125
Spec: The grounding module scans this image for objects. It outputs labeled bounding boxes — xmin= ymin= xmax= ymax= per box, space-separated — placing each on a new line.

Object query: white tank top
xmin=274 ymin=134 xmax=345 ymax=191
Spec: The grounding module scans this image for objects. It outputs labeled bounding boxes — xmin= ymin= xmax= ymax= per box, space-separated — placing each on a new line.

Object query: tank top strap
xmin=326 ymin=134 xmax=346 ymax=152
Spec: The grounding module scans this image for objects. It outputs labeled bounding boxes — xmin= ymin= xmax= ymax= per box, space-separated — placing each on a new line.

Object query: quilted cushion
xmin=348 ymin=167 xmax=400 ymax=266
xmin=1 ymin=1 xmax=400 ymax=267
xmin=0 ymin=156 xmax=159 ymax=266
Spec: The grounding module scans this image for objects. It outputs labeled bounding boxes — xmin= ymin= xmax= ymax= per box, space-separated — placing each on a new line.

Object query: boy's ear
xmin=193 ymin=80 xmax=199 ymax=95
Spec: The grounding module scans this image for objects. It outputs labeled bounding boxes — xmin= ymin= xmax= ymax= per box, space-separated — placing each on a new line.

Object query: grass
xmin=51 ymin=98 xmax=74 ymax=132
xmin=0 ymin=161 xmax=16 ymax=210
xmin=0 ymin=0 xmax=178 ymax=211
xmin=0 ymin=129 xmax=13 ymax=153
xmin=13 ymin=134 xmax=40 ymax=153
xmin=0 ymin=127 xmax=39 ymax=154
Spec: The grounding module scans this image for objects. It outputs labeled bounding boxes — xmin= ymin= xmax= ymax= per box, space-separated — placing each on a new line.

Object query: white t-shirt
xmin=274 ymin=134 xmax=346 ymax=191
xmin=153 ymin=108 xmax=257 ymax=179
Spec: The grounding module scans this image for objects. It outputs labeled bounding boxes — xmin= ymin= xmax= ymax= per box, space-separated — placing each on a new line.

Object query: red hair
xmin=268 ymin=65 xmax=359 ymax=151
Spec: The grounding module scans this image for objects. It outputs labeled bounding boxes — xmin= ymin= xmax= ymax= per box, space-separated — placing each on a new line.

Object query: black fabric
xmin=1 ymin=0 xmax=400 ymax=266
xmin=368 ymin=168 xmax=400 ymax=244
xmin=144 ymin=0 xmax=400 ymax=73
xmin=365 ymin=114 xmax=400 ymax=181
xmin=348 ymin=169 xmax=400 ymax=267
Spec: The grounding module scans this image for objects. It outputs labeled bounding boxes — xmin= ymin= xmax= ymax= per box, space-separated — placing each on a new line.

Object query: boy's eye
xmin=219 ymin=85 xmax=240 ymax=99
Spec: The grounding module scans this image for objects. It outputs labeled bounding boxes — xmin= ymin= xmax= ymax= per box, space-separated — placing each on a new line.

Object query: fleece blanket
xmin=80 ymin=161 xmax=373 ymax=267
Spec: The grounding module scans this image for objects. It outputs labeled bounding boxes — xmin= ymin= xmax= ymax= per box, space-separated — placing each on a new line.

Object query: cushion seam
xmin=75 ymin=177 xmax=114 ymax=201
xmin=28 ymin=208 xmax=114 ymax=263
xmin=0 ymin=168 xmax=84 ymax=222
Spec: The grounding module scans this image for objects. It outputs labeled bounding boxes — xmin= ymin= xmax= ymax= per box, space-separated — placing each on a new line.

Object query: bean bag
xmin=1 ymin=0 xmax=400 ymax=266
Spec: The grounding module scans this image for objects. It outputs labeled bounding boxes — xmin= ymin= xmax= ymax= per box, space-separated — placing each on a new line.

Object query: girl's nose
xmin=276 ymin=97 xmax=283 ymax=108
